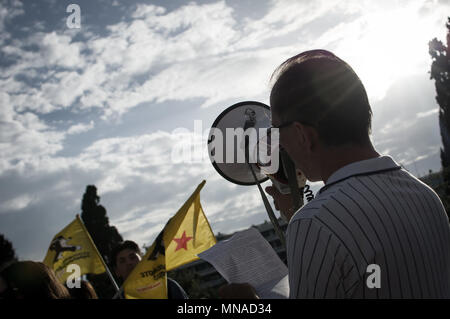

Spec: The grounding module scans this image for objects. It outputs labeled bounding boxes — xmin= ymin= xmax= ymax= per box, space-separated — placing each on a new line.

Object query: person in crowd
xmin=0 ymin=260 xmax=71 ymax=299
xmin=66 ymin=279 xmax=98 ymax=299
xmin=111 ymin=240 xmax=188 ymax=299
xmin=219 ymin=49 xmax=450 ymax=299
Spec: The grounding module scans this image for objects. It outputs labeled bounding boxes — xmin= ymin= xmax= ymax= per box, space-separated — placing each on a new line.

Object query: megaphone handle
xmin=280 ymin=151 xmax=304 ymax=211
xmin=248 ymin=163 xmax=287 ymax=250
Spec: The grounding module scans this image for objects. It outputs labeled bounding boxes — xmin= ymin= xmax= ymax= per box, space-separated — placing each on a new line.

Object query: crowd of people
xmin=0 ymin=239 xmax=188 ymax=299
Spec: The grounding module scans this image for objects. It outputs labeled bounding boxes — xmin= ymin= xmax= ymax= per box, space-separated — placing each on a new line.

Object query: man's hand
xmin=265 ymin=185 xmax=295 ymax=221
xmin=218 ymin=283 xmax=259 ymax=299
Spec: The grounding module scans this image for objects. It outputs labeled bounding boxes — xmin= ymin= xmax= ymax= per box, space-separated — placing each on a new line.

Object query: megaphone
xmin=207 ymin=101 xmax=308 ymax=249
xmin=207 ymin=101 xmax=270 ymax=185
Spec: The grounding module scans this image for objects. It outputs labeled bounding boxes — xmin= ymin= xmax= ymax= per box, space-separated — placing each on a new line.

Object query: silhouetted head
xmin=66 ymin=280 xmax=98 ymax=299
xmin=270 ymin=49 xmax=373 ymax=181
xmin=111 ymin=240 xmax=142 ymax=281
xmin=0 ymin=261 xmax=70 ymax=299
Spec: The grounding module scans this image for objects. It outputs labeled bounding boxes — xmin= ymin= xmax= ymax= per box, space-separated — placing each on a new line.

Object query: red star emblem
xmin=173 ymin=231 xmax=193 ymax=251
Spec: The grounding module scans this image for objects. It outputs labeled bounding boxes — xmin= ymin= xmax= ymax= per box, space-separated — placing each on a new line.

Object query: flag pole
xmin=76 ymin=214 xmax=122 ymax=298
xmin=112 ymin=286 xmax=123 ymax=299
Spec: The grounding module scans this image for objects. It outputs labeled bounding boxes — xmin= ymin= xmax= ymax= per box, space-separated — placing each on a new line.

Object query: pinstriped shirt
xmin=286 ymin=156 xmax=450 ymax=299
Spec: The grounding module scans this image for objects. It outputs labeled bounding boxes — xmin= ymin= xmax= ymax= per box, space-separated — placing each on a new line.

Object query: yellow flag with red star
xmin=123 ymin=180 xmax=216 ymax=298
xmin=163 ymin=180 xmax=217 ymax=271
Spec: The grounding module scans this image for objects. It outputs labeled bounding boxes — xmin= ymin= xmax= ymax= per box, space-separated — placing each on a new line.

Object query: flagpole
xmin=76 ymin=214 xmax=122 ymax=299
xmin=112 ymin=286 xmax=123 ymax=299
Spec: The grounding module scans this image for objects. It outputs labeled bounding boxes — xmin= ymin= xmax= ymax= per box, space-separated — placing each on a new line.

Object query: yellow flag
xmin=43 ymin=215 xmax=106 ymax=283
xmin=163 ymin=180 xmax=216 ymax=271
xmin=123 ymin=180 xmax=216 ymax=299
xmin=123 ymin=239 xmax=168 ymax=299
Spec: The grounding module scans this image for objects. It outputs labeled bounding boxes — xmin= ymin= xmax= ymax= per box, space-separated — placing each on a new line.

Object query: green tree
xmin=0 ymin=234 xmax=17 ymax=271
xmin=429 ymin=17 xmax=450 ymax=212
xmin=80 ymin=185 xmax=123 ymax=298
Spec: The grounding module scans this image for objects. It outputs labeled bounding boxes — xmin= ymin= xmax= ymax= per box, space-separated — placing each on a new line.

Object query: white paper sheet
xmin=197 ymin=227 xmax=289 ymax=299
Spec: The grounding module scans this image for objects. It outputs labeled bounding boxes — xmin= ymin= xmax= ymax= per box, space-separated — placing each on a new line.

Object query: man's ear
xmin=293 ymin=122 xmax=318 ymax=152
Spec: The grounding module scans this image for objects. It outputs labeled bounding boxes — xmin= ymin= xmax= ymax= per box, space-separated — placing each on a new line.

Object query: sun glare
xmin=334 ymin=3 xmax=440 ymax=101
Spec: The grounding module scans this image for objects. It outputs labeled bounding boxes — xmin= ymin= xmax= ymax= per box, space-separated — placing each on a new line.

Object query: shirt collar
xmin=319 ymin=155 xmax=401 ymax=194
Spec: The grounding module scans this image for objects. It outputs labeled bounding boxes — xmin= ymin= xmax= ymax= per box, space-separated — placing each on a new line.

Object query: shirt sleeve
xmin=287 ymin=218 xmax=357 ymax=298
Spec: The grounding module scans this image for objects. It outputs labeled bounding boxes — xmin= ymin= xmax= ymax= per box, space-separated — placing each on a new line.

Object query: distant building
xmin=177 ymin=218 xmax=288 ymax=291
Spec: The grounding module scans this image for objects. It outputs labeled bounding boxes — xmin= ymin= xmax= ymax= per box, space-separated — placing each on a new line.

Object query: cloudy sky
xmin=0 ymin=0 xmax=449 ymax=261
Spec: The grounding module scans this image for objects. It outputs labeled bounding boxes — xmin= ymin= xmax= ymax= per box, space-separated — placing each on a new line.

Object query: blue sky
xmin=0 ymin=0 xmax=449 ymax=261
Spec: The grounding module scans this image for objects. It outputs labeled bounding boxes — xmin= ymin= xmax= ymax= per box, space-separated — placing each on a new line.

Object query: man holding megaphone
xmin=219 ymin=49 xmax=450 ymax=299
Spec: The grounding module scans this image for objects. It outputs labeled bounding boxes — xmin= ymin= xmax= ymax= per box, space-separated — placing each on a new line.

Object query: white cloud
xmin=0 ymin=194 xmax=33 ymax=212
xmin=3 ymin=0 xmax=447 ymax=120
xmin=0 ymin=1 xmax=346 ymax=119
xmin=235 ymin=0 xmax=341 ymax=50
xmin=0 ymin=0 xmax=23 ymax=44
xmin=2 ymin=31 xmax=86 ymax=75
xmin=38 ymin=32 xmax=85 ymax=68
xmin=67 ymin=120 xmax=94 ymax=135
xmin=0 ymin=1 xmax=239 ymax=118
xmin=1 ymin=32 xmax=89 ymax=114
xmin=417 ymin=108 xmax=438 ymax=118
xmin=103 ymin=47 xmax=285 ymax=116
xmin=0 ymin=92 xmax=65 ymax=174
xmin=74 ymin=130 xmax=213 ymax=189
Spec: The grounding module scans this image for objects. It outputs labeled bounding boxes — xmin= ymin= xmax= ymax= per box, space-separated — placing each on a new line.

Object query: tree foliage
xmin=429 ymin=17 xmax=450 ymax=214
xmin=0 ymin=234 xmax=17 ymax=271
xmin=429 ymin=17 xmax=450 ymax=168
xmin=80 ymin=185 xmax=123 ymax=298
